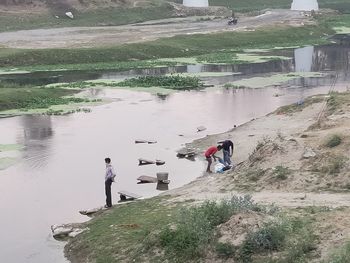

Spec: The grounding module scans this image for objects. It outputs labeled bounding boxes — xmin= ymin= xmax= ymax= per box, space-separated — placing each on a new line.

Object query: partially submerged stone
xmin=51 ymin=223 xmax=88 ymax=239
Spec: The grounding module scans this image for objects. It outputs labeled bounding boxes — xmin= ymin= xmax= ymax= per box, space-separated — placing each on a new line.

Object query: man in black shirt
xmin=220 ymin=140 xmax=234 ymax=167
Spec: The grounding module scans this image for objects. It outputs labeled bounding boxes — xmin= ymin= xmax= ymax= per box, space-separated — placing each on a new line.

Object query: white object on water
xmin=291 ymin=0 xmax=319 ymax=11
xmin=183 ymin=0 xmax=209 ymax=8
xmin=65 ymin=12 xmax=74 ymax=19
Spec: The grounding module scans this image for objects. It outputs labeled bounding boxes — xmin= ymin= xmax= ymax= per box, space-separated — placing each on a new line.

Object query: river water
xmin=0 ymin=42 xmax=349 ymax=263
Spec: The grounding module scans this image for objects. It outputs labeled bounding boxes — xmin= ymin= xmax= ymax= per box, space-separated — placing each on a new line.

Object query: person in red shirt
xmin=204 ymin=145 xmax=223 ymax=173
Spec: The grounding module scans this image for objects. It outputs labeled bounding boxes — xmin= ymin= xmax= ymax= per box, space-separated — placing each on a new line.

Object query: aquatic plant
xmin=116 ymin=75 xmax=204 ymax=90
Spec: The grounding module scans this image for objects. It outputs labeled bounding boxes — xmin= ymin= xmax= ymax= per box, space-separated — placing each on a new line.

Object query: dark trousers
xmin=105 ymin=179 xmax=113 ymax=207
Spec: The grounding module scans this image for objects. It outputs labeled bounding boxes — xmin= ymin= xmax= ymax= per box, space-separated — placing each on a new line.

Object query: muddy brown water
xmin=0 ymin=43 xmax=349 ymax=263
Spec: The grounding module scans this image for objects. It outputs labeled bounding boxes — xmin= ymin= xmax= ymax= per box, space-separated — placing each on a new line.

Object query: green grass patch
xmin=65 ymin=197 xmax=182 ymax=263
xmin=0 ymin=3 xmax=176 ymax=32
xmin=238 ymin=217 xmax=316 ymax=263
xmin=0 ymin=82 xmax=89 ymax=112
xmin=215 ymin=242 xmax=236 ymax=258
xmin=159 ymin=195 xmax=266 ymax=261
xmin=325 ymin=240 xmax=350 ymax=263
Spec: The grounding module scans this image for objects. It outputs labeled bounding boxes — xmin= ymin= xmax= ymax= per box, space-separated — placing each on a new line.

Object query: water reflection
xmin=20 ymin=115 xmax=54 ymax=169
xmin=183 ymin=0 xmax=209 ymax=7
xmin=291 ymin=0 xmax=319 ymax=11
xmin=294 ymin=46 xmax=314 ymax=72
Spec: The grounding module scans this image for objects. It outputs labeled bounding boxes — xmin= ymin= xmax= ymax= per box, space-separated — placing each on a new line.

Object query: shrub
xmin=159 ymin=195 xmax=263 ymax=260
xmin=215 ymin=242 xmax=236 ymax=258
xmin=239 ymin=218 xmax=291 ymax=262
xmin=325 ymin=134 xmax=342 ymax=148
xmin=239 ymin=217 xmax=316 ymax=263
xmin=273 ymin=165 xmax=291 ymax=180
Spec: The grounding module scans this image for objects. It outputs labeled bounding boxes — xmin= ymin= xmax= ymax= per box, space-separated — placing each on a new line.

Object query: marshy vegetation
xmin=0 ymin=82 xmax=99 ymax=112
xmin=53 ymin=75 xmax=204 ymax=91
xmin=116 ymin=75 xmax=203 ymax=89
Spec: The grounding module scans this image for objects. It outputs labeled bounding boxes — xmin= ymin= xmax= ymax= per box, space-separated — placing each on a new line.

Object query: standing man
xmin=104 ymin=157 xmax=116 ymax=208
xmin=204 ymin=145 xmax=223 ymax=173
xmin=220 ymin=140 xmax=234 ymax=167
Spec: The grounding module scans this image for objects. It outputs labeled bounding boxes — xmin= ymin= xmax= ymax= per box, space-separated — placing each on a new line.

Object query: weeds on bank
xmin=0 ymin=82 xmax=84 ymax=111
xmin=273 ymin=165 xmax=291 ymax=180
xmin=312 ymin=155 xmax=348 ymax=175
xmin=325 ymin=92 xmax=350 ymax=115
xmin=239 ymin=217 xmax=316 ymax=263
xmin=325 ymin=240 xmax=350 ymax=263
xmin=159 ymin=195 xmax=264 ymax=261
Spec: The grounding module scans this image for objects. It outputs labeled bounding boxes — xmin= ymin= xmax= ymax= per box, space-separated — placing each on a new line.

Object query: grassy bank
xmin=0 ymin=3 xmax=176 ymax=32
xmin=0 ymin=82 xmax=81 ymax=111
xmin=65 ymin=195 xmax=324 ymax=263
xmin=0 ymin=24 xmax=334 ymax=70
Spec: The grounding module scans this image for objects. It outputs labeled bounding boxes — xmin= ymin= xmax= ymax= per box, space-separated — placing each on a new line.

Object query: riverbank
xmin=65 ymin=88 xmax=350 ymax=263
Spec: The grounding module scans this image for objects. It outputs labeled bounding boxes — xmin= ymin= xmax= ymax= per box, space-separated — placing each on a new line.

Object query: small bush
xmin=159 ymin=195 xmax=263 ymax=260
xmin=239 ymin=217 xmax=316 ymax=263
xmin=325 ymin=134 xmax=342 ymax=148
xmin=273 ymin=165 xmax=291 ymax=180
xmin=239 ymin=218 xmax=291 ymax=262
xmin=215 ymin=242 xmax=236 ymax=258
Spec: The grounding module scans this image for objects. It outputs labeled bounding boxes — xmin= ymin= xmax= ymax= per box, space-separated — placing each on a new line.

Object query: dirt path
xmin=0 ymin=9 xmax=311 ymax=49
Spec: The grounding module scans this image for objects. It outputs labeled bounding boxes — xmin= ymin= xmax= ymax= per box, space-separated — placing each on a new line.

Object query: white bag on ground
xmin=214 ymin=163 xmax=225 ymax=173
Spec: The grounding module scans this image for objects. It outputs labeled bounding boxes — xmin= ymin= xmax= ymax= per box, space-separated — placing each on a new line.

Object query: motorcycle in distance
xmin=228 ymin=17 xmax=238 ymax=25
